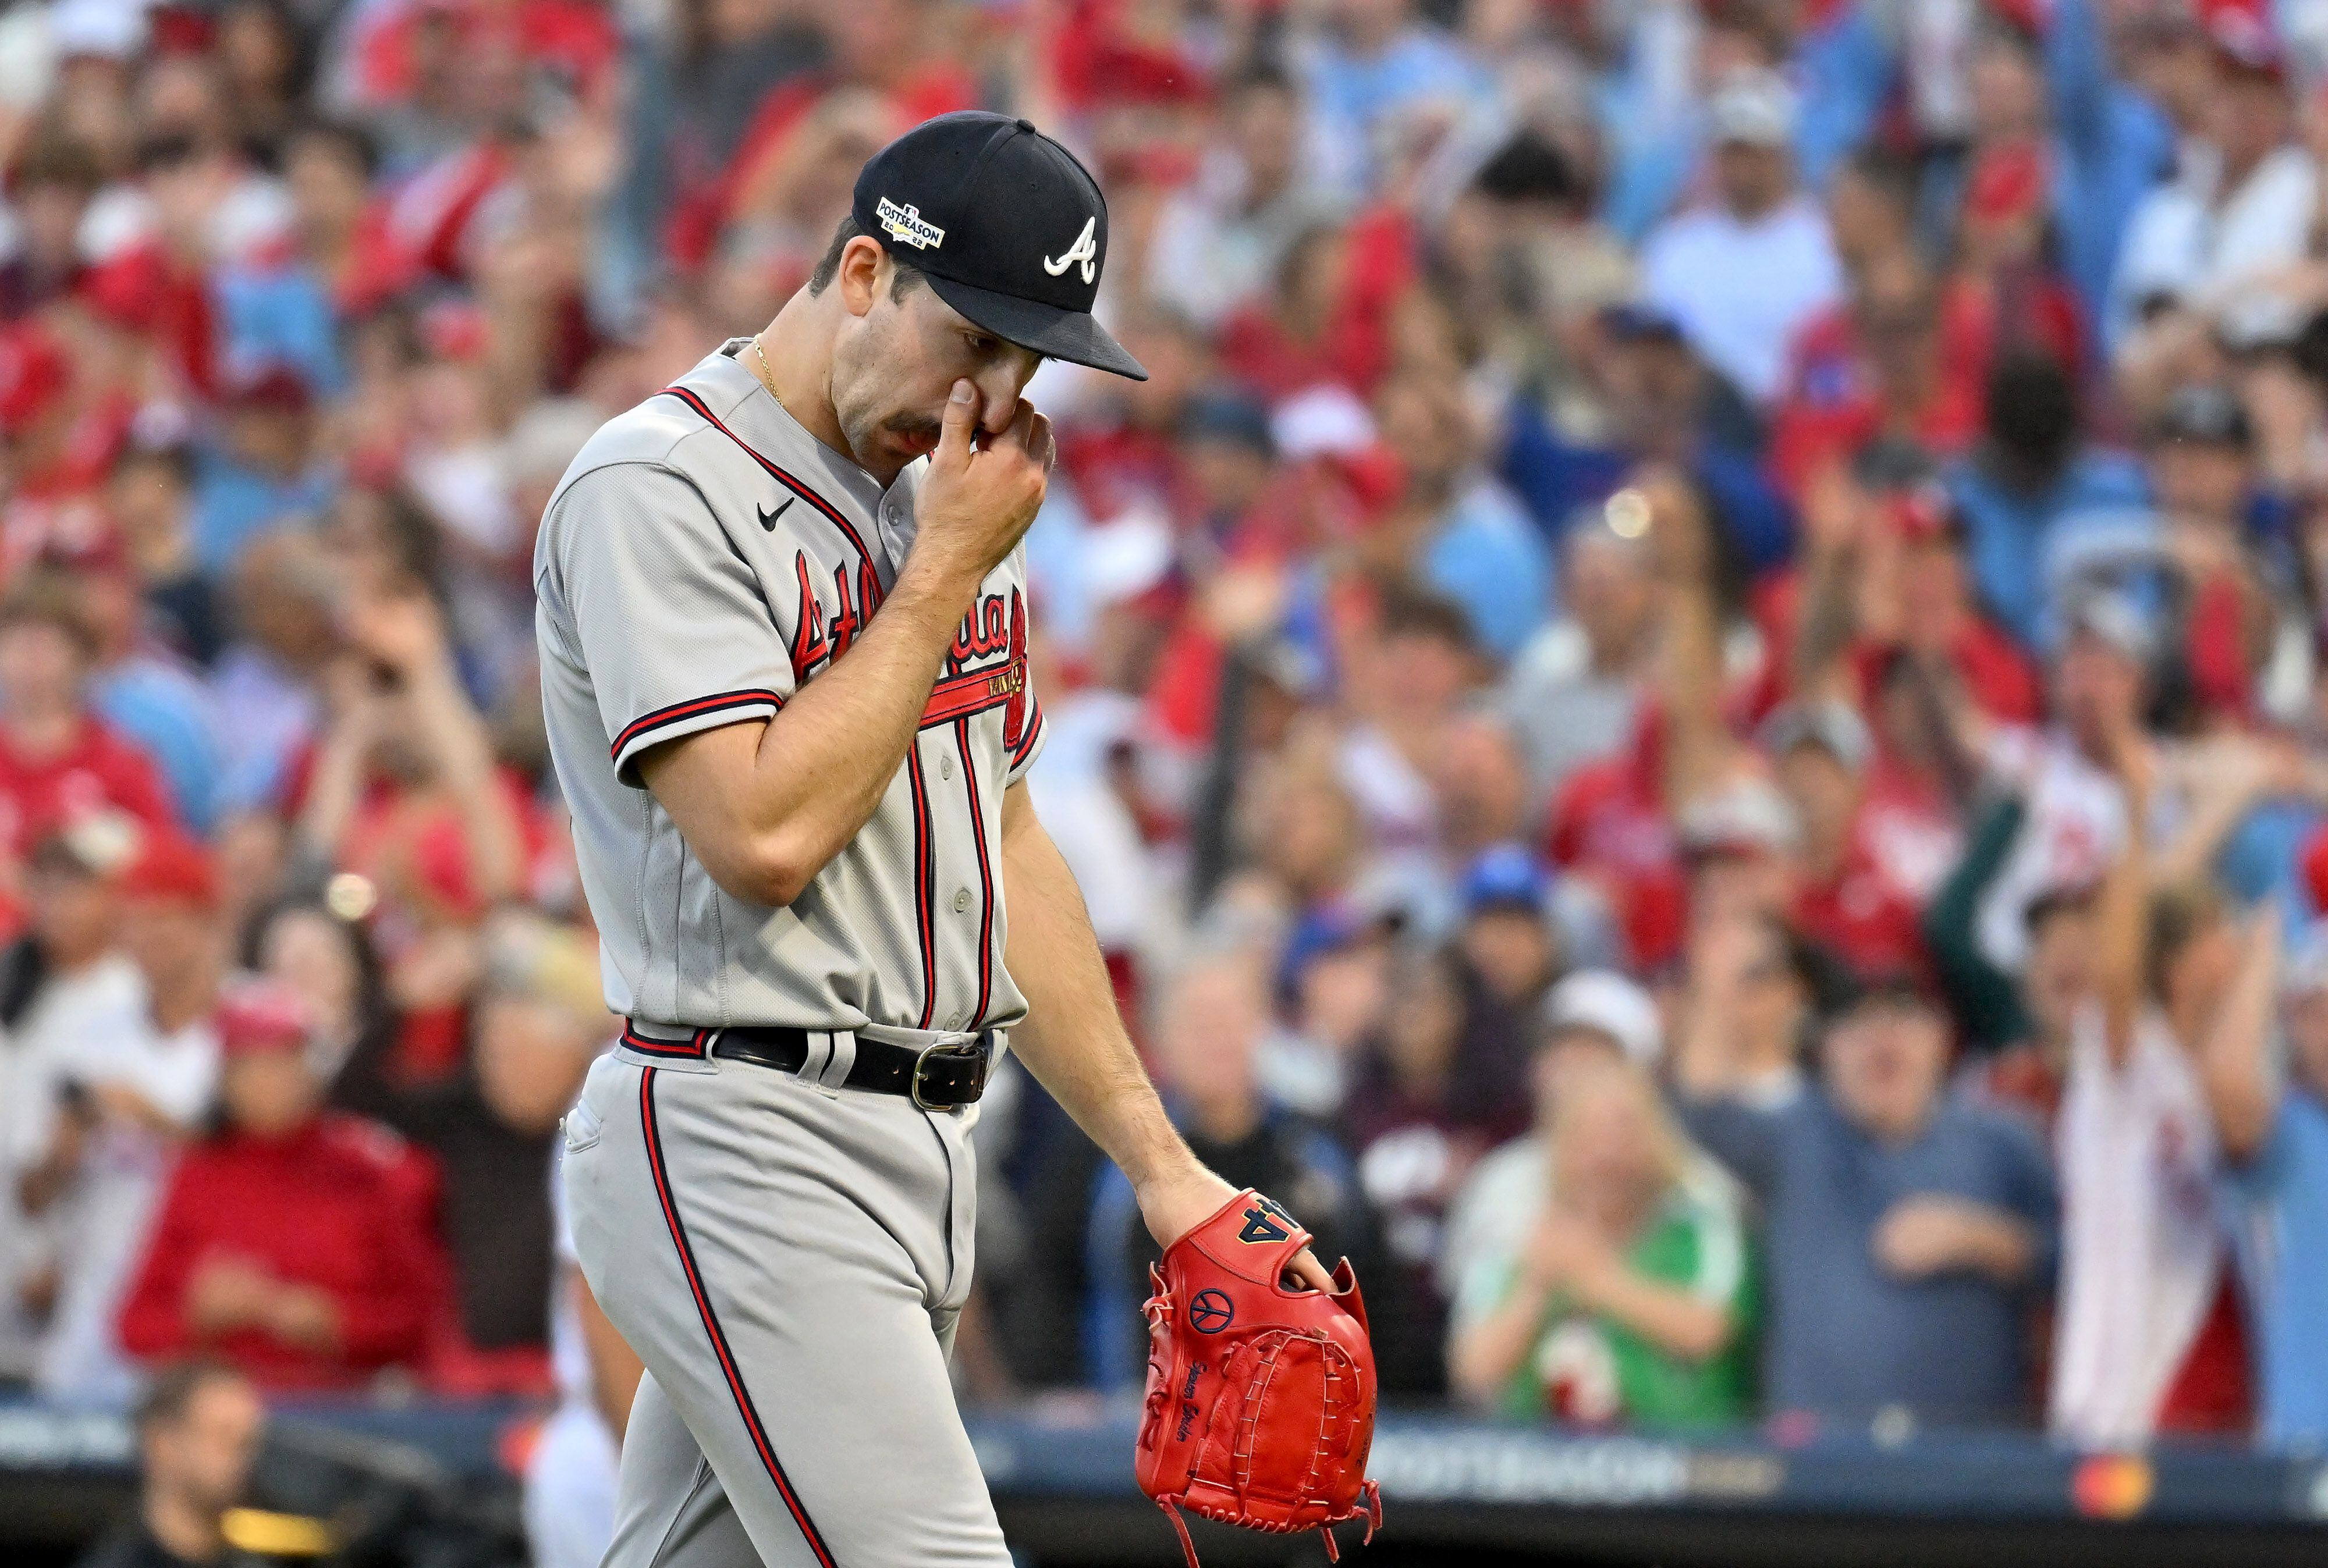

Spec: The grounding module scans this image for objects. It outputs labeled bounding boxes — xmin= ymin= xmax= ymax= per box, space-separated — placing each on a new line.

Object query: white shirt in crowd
xmin=1641 ymin=193 xmax=1844 ymax=403
xmin=0 ymin=954 xmax=146 ymax=1382
xmin=2111 ymin=141 xmax=2320 ymax=347
xmin=2050 ymin=1005 xmax=2228 ymax=1445
xmin=35 ymin=1005 xmax=219 ymax=1407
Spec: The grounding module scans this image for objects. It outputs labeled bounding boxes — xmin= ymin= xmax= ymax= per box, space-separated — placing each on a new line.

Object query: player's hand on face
xmin=914 ymin=379 xmax=1052 ymax=584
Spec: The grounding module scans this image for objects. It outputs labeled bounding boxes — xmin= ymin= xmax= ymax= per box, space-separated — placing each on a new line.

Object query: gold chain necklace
xmin=750 ymin=333 xmax=783 ymax=411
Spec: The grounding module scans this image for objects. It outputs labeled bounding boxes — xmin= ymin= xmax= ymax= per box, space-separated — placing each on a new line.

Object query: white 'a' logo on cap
xmin=1043 ymin=215 xmax=1098 ymax=285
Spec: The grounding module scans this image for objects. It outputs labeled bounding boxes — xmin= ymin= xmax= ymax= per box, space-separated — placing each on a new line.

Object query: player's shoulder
xmin=548 ymin=389 xmax=721 ymax=509
xmin=534 ymin=388 xmax=739 ymax=586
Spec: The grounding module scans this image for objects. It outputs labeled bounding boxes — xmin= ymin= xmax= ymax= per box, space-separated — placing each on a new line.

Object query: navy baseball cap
xmin=853 ymin=112 xmax=1148 ymax=381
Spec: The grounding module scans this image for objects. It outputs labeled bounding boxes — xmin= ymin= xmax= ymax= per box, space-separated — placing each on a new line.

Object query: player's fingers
xmin=1028 ymin=410 xmax=1056 ymax=474
xmin=995 ymin=396 xmax=1039 ymax=457
xmin=1283 ymin=1248 xmax=1337 ymax=1293
xmin=935 ymin=379 xmax=978 ymax=467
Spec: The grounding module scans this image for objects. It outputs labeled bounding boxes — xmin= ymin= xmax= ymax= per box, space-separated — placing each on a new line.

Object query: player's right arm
xmin=543 ymin=380 xmax=1047 ymax=908
xmin=630 ymin=382 xmax=1049 ymax=906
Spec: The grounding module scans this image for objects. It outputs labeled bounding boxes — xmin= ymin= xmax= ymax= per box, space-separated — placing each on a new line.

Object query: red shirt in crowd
xmin=0 ymin=713 xmax=177 ymax=856
xmin=1765 ymin=305 xmax=1984 ymax=503
xmin=118 ymin=1114 xmax=442 ymax=1392
xmin=1791 ymin=817 xmax=1930 ymax=976
xmin=1545 ymin=713 xmax=1688 ymax=970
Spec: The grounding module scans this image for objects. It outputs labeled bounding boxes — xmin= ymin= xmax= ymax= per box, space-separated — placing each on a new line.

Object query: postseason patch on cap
xmin=876 ymin=195 xmax=945 ymax=251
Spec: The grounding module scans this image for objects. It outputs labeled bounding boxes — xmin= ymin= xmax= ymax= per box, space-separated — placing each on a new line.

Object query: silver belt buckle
xmin=910 ymin=1039 xmax=988 ymax=1110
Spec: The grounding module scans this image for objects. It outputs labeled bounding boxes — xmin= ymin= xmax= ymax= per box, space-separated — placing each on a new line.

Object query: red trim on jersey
xmin=907 ymin=745 xmax=938 ymax=1030
xmin=620 ymin=1023 xmax=711 ymax=1059
xmin=640 ymin=1069 xmax=836 ymax=1565
xmin=953 ymin=721 xmax=995 ymax=1026
xmin=656 ymin=384 xmax=880 ymax=573
xmin=918 ymin=656 xmax=1024 ymax=730
xmin=1008 ymin=699 xmax=1045 ymax=769
xmin=611 ymin=689 xmax=786 ymax=763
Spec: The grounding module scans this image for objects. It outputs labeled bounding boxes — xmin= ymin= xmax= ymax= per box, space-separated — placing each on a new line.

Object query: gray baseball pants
xmin=561 ymin=1031 xmax=1012 ymax=1568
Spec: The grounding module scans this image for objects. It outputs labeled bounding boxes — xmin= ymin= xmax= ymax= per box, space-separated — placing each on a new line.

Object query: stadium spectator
xmin=2111 ymin=9 xmax=2318 ymax=345
xmin=1642 ymin=69 xmax=1844 ymax=406
xmin=1672 ymin=911 xmax=1824 ymax=1112
xmin=1440 ymin=966 xmax=1741 ymax=1327
xmin=1677 ymin=975 xmax=2058 ymax=1431
xmin=2209 ymin=922 xmax=2328 ymax=1445
xmin=1370 ymin=370 xmax=1549 ymax=660
xmin=1448 ymin=1053 xmax=1755 ymax=1430
xmin=1146 ymin=63 xmax=1340 ymax=333
xmin=62 ymin=527 xmax=225 ymax=832
xmin=1944 ymin=351 xmax=2148 ymax=651
xmin=1338 ymin=941 xmax=1514 ymax=1396
xmin=242 ymin=894 xmax=398 ymax=1092
xmin=0 ymin=817 xmax=145 ymax=1381
xmin=0 ymin=575 xmax=177 ymax=927
xmin=1080 ymin=950 xmax=1382 ymax=1393
xmin=26 ymin=830 xmax=224 ymax=1407
xmin=107 ymin=435 xmax=224 ymax=669
xmin=2050 ymin=733 xmax=2262 ymax=1443
xmin=74 ymin=1359 xmax=263 ymax=1568
xmin=117 ymin=978 xmax=439 ymax=1392
xmin=1499 ymin=511 xmax=1659 ymax=812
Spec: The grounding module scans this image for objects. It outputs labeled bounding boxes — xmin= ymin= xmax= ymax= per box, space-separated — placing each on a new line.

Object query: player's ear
xmin=836 ymin=236 xmax=887 ymax=318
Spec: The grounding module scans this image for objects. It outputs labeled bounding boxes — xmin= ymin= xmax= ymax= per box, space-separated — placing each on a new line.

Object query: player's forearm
xmin=999 ymin=787 xmax=1198 ymax=1194
xmin=644 ymin=551 xmax=986 ymax=906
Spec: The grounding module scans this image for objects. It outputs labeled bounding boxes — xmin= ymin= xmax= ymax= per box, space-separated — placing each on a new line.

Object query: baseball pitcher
xmin=537 ymin=112 xmax=1344 ymax=1566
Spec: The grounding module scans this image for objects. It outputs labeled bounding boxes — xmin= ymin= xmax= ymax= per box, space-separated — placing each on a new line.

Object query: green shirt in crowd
xmin=1467 ymin=1185 xmax=1758 ymax=1431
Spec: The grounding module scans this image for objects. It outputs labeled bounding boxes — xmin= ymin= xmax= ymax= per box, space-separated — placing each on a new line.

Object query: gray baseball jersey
xmin=533 ymin=339 xmax=1047 ymax=1036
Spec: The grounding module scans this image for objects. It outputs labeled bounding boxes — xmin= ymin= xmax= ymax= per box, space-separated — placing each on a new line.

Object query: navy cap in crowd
xmin=853 ymin=112 xmax=1148 ymax=381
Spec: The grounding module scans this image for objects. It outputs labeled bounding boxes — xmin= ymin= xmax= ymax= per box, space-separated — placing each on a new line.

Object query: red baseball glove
xmin=1134 ymin=1187 xmax=1383 ymax=1566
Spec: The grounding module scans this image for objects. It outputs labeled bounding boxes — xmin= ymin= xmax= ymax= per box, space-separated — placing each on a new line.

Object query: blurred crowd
xmin=7 ymin=1 xmax=2328 ymax=1537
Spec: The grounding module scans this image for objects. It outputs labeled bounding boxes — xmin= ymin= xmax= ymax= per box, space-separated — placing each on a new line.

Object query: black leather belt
xmin=623 ymin=1021 xmax=991 ymax=1110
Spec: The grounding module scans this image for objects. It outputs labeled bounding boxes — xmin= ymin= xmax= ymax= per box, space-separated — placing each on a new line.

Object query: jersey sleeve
xmin=546 ymin=463 xmax=796 ymax=787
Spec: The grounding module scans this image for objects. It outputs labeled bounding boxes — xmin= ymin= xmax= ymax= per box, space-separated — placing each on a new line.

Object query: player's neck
xmin=753 ymin=300 xmax=863 ymax=477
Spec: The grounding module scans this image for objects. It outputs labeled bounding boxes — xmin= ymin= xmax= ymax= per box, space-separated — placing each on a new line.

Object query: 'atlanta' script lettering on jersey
xmin=787 ymin=552 xmax=885 ymax=680
xmin=785 ymin=553 xmax=1030 ymax=748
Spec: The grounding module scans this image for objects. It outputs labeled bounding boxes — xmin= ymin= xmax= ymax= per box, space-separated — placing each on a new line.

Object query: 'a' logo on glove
xmin=1236 ymin=1204 xmax=1291 ymax=1245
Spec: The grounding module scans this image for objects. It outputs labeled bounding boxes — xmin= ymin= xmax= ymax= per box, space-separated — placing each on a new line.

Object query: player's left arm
xmin=999 ymin=781 xmax=1332 ymax=1282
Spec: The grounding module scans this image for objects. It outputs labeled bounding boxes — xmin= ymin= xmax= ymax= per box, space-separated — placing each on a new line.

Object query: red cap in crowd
xmin=215 ymin=975 xmax=314 ymax=1059
xmin=122 ymin=830 xmax=218 ymax=909
xmin=1964 ymin=140 xmax=2050 ymax=227
xmin=0 ymin=323 xmax=72 ymax=435
xmin=79 ymin=247 xmax=168 ymax=334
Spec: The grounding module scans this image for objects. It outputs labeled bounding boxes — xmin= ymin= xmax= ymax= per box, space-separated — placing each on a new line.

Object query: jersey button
xmin=953 ymin=887 xmax=972 ymax=913
xmin=940 ymin=754 xmax=954 ymax=780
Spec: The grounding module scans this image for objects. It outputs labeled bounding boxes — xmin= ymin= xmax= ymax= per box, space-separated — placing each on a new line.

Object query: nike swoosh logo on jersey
xmin=758 ymin=496 xmax=795 ymax=531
